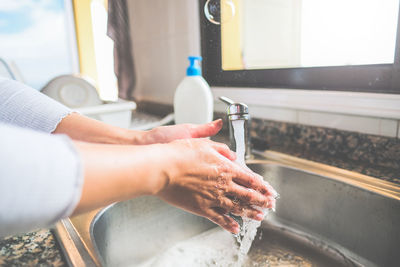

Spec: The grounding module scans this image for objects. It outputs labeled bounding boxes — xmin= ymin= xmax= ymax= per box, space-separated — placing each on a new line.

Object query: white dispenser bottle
xmin=174 ymin=56 xmax=213 ymax=124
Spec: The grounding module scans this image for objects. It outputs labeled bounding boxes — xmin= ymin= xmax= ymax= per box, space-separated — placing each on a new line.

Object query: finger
xmin=261 ymin=179 xmax=279 ymax=198
xmin=214 ymin=196 xmax=264 ymax=221
xmin=211 ymin=142 xmax=236 ymax=161
xmin=236 ymin=166 xmax=279 ymax=198
xmin=190 ymin=119 xmax=223 ymax=138
xmin=206 ymin=208 xmax=240 ymax=234
xmin=251 ymin=195 xmax=276 ymax=212
xmin=231 ymin=206 xmax=265 ymax=221
xmin=228 ymin=183 xmax=269 ymax=208
xmin=268 ymin=197 xmax=276 ymax=210
xmin=256 ymin=196 xmax=275 ymax=209
xmin=214 ymin=196 xmax=244 ymax=216
xmin=230 ymin=167 xmax=271 ymax=196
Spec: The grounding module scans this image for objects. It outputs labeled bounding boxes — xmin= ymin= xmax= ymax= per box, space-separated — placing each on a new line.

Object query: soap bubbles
xmin=204 ymin=0 xmax=235 ymax=25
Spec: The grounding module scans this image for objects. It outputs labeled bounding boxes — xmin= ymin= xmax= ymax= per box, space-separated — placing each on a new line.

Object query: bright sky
xmin=0 ymin=0 xmax=74 ymax=89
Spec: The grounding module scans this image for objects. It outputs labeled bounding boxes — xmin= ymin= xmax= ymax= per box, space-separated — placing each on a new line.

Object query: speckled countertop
xmin=0 ymin=229 xmax=66 ymax=266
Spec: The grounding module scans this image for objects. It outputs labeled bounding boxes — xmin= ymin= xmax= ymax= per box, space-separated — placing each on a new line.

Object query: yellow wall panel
xmin=221 ymin=0 xmax=244 ymax=70
xmin=72 ymin=0 xmax=98 ymax=83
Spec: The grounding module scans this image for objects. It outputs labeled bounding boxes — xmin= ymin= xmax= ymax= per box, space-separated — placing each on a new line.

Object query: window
xmin=201 ymin=0 xmax=400 ymax=94
xmin=0 ymin=0 xmax=118 ymax=100
xmin=0 ymin=0 xmax=78 ymax=89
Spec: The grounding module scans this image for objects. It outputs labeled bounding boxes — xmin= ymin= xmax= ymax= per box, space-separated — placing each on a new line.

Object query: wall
xmin=127 ymin=0 xmax=201 ymax=105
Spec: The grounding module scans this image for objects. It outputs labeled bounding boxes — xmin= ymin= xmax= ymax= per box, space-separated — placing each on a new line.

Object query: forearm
xmin=72 ymin=141 xmax=168 ymax=214
xmin=54 ymin=113 xmax=224 ymax=146
xmin=53 ymin=112 xmax=146 ymax=144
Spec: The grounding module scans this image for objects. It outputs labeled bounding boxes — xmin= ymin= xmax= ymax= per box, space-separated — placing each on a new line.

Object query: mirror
xmin=219 ymin=0 xmax=400 ymax=71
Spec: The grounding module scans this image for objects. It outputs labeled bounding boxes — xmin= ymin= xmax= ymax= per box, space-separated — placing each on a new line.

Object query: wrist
xmin=127 ymin=128 xmax=164 ymax=145
xmin=140 ymin=143 xmax=173 ymax=196
xmin=135 ymin=128 xmax=162 ymax=145
xmin=117 ymin=128 xmax=148 ymax=145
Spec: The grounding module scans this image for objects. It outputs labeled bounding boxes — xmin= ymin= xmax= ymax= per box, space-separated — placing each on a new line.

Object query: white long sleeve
xmin=0 ymin=78 xmax=84 ymax=237
xmin=0 ymin=78 xmax=72 ymax=133
xmin=0 ymin=123 xmax=84 ymax=237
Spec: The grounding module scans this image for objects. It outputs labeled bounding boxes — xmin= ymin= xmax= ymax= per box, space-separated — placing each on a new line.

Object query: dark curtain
xmin=107 ymin=0 xmax=136 ymax=100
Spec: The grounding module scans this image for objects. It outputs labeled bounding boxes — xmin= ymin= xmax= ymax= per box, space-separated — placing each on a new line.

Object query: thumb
xmin=190 ymin=119 xmax=223 ymax=138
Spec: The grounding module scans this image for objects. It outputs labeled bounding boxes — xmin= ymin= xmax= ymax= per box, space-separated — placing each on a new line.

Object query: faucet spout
xmin=218 ymin=96 xmax=235 ymax=106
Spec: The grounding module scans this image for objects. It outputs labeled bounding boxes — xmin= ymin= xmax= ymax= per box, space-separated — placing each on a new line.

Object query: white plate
xmin=41 ymin=75 xmax=102 ymax=108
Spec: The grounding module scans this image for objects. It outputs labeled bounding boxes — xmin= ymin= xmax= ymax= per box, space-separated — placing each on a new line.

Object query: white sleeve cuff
xmin=0 ymin=78 xmax=72 ymax=133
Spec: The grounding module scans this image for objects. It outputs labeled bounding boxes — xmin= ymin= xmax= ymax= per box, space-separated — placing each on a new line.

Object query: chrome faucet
xmin=219 ymin=96 xmax=252 ymax=159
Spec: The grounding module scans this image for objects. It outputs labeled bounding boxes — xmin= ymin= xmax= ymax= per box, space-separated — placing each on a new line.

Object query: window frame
xmin=200 ymin=0 xmax=400 ymax=94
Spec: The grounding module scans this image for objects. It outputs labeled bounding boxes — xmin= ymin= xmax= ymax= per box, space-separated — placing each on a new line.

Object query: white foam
xmin=138 ymin=228 xmax=240 ymax=267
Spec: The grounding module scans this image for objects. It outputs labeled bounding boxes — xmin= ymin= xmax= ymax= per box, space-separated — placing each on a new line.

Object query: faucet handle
xmin=219 ymin=96 xmax=235 ymax=106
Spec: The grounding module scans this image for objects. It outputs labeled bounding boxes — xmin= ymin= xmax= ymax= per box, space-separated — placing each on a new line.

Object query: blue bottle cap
xmin=187 ymin=56 xmax=202 ymax=76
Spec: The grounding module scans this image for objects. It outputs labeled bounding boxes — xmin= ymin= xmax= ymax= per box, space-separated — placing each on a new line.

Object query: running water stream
xmin=231 ymin=119 xmax=269 ymax=264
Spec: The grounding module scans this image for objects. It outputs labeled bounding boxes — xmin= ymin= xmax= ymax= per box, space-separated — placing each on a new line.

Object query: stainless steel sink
xmin=55 ymin=150 xmax=400 ymax=267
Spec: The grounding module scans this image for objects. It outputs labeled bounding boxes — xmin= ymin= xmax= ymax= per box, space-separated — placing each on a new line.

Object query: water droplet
xmin=204 ymin=0 xmax=236 ymax=25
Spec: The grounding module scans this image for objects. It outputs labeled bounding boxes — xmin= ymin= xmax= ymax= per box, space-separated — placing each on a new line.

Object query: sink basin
xmin=55 ymin=151 xmax=400 ymax=267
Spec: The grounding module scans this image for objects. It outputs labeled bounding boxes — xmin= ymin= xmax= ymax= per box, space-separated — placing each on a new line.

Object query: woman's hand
xmin=155 ymin=139 xmax=277 ymax=234
xmin=139 ymin=119 xmax=223 ymax=144
xmin=54 ymin=112 xmax=223 ymax=145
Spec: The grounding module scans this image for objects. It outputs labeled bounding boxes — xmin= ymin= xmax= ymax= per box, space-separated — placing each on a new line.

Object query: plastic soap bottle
xmin=174 ymin=56 xmax=213 ymax=124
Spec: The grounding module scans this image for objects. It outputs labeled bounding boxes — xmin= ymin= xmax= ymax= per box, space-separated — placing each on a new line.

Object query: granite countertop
xmin=0 ymin=229 xmax=67 ymax=266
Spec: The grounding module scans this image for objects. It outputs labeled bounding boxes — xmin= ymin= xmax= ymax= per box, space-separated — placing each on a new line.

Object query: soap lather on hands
xmin=152 ymin=121 xmax=278 ymax=234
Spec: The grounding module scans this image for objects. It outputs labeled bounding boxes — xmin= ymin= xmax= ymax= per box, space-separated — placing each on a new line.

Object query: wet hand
xmin=155 ymin=139 xmax=278 ymax=234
